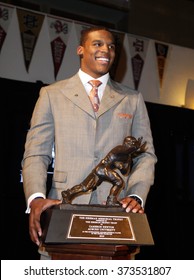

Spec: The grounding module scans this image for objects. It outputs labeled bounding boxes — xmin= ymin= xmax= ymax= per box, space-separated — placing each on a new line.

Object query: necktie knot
xmin=88 ymin=80 xmax=102 ymax=88
xmin=88 ymin=80 xmax=102 ymax=112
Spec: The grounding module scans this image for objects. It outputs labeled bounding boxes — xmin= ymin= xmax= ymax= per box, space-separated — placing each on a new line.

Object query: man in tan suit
xmin=22 ymin=26 xmax=157 ymax=252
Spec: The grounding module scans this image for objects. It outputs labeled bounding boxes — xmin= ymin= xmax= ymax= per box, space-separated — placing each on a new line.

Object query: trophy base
xmin=41 ymin=203 xmax=154 ymax=246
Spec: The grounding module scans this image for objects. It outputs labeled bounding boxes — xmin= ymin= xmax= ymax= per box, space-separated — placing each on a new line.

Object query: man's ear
xmin=77 ymin=46 xmax=83 ymax=56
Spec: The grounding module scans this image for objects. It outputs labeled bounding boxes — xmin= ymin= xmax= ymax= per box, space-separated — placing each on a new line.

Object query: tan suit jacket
xmin=22 ymin=73 xmax=157 ymax=206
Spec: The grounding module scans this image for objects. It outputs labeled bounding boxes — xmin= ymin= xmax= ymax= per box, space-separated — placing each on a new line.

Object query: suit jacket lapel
xmin=98 ymin=79 xmax=126 ymax=116
xmin=60 ymin=73 xmax=96 ymax=117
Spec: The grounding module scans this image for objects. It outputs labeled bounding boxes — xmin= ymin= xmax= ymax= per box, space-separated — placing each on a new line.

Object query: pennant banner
xmin=155 ymin=42 xmax=169 ymax=88
xmin=16 ymin=8 xmax=44 ymax=72
xmin=110 ymin=30 xmax=125 ymax=80
xmin=0 ymin=3 xmax=14 ymax=52
xmin=47 ymin=15 xmax=73 ymax=79
xmin=128 ymin=35 xmax=149 ymax=90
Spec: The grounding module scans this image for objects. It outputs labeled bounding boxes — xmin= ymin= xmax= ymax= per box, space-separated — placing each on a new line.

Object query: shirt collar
xmin=78 ymin=69 xmax=109 ymax=86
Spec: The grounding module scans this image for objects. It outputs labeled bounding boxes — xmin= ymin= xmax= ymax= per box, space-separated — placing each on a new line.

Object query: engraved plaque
xmin=68 ymin=214 xmax=135 ymax=241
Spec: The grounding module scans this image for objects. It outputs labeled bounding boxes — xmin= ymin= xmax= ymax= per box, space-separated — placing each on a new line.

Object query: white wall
xmin=0 ymin=4 xmax=194 ymax=109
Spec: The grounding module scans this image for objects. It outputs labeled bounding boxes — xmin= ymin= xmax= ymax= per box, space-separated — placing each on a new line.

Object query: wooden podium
xmin=41 ymin=243 xmax=140 ymax=260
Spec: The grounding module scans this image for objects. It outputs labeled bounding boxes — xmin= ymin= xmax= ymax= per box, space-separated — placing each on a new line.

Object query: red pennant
xmin=155 ymin=42 xmax=169 ymax=88
xmin=0 ymin=25 xmax=6 ymax=51
xmin=51 ymin=36 xmax=66 ymax=79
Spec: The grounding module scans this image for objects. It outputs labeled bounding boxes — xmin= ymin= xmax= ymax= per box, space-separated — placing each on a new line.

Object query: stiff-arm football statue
xmin=62 ymin=136 xmax=146 ymax=206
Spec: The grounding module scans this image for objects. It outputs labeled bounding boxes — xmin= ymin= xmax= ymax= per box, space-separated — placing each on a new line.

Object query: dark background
xmin=2 ymin=77 xmax=194 ymax=260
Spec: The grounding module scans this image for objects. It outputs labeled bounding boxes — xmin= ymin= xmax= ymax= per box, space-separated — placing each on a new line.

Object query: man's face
xmin=77 ymin=30 xmax=116 ymax=78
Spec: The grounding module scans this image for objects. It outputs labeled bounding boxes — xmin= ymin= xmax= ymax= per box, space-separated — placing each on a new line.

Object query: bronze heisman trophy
xmin=61 ymin=136 xmax=146 ymax=206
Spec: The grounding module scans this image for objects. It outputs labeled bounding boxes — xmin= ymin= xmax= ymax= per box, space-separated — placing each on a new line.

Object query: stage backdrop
xmin=0 ymin=2 xmax=194 ymax=109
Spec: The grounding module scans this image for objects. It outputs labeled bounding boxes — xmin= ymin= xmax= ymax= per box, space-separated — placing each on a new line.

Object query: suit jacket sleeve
xmin=123 ymin=92 xmax=157 ymax=206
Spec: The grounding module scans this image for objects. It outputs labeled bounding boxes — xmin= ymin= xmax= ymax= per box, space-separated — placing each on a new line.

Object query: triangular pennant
xmin=131 ymin=53 xmax=144 ymax=90
xmin=114 ymin=33 xmax=133 ymax=86
xmin=155 ymin=42 xmax=169 ymax=88
xmin=109 ymin=30 xmax=125 ymax=80
xmin=128 ymin=36 xmax=149 ymax=90
xmin=16 ymin=8 xmax=44 ymax=72
xmin=47 ymin=15 xmax=73 ymax=79
xmin=0 ymin=3 xmax=14 ymax=52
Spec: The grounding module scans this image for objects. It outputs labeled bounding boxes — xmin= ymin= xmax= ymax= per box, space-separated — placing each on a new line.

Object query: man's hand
xmin=29 ymin=198 xmax=62 ymax=246
xmin=119 ymin=197 xmax=144 ymax=213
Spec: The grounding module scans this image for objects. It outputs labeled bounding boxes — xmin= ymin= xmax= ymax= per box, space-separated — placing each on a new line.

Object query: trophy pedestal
xmin=41 ymin=204 xmax=154 ymax=245
xmin=41 ymin=242 xmax=140 ymax=260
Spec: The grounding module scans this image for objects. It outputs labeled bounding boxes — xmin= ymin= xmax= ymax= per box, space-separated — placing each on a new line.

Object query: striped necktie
xmin=88 ymin=80 xmax=102 ymax=112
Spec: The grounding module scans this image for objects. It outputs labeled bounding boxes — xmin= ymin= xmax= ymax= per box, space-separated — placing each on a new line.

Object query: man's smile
xmin=95 ymin=56 xmax=110 ymax=64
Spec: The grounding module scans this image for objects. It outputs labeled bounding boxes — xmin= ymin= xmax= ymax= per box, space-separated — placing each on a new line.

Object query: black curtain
xmin=2 ymin=78 xmax=43 ymax=259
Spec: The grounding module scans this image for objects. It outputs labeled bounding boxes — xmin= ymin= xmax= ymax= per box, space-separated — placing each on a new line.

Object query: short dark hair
xmin=80 ymin=26 xmax=115 ymax=46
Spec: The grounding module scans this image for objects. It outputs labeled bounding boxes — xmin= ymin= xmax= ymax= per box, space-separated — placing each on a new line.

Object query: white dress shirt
xmin=78 ymin=68 xmax=109 ymax=101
